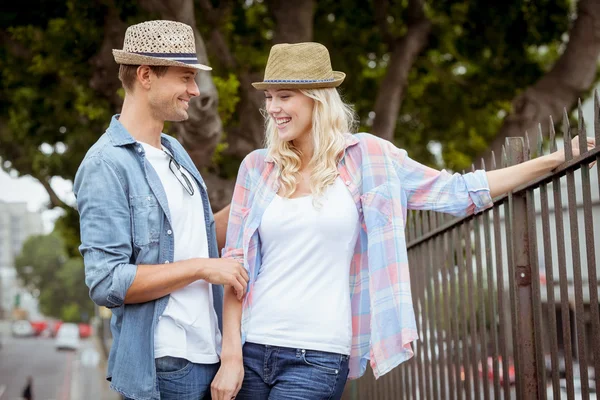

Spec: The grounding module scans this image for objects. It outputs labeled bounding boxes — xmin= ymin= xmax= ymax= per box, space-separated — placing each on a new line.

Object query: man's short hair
xmin=118 ymin=65 xmax=170 ymax=92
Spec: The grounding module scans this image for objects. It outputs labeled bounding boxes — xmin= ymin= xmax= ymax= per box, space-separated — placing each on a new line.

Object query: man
xmin=74 ymin=20 xmax=247 ymax=400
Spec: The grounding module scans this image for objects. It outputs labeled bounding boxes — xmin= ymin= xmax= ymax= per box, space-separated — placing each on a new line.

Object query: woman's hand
xmin=211 ymin=358 xmax=245 ymax=400
xmin=554 ymin=135 xmax=596 ymax=167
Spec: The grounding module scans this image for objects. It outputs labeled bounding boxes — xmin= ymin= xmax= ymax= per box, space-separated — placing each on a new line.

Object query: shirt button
xmin=359 ymin=208 xmax=363 ymax=212
xmin=137 ymin=147 xmax=142 ymax=153
xmin=345 ymin=181 xmax=351 ymax=186
xmin=164 ymin=260 xmax=170 ymax=264
xmin=167 ymin=230 xmax=172 ymax=235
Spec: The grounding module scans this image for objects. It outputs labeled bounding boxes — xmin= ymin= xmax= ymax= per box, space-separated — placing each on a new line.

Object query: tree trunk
xmin=139 ymin=0 xmax=229 ymax=207
xmin=371 ymin=0 xmax=431 ymax=141
xmin=89 ymin=0 xmax=126 ymax=111
xmin=482 ymin=0 xmax=600 ymax=164
xmin=268 ymin=0 xmax=315 ymax=44
xmin=139 ymin=0 xmax=223 ymax=171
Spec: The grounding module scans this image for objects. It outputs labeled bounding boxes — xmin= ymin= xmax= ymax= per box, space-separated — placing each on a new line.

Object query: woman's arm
xmin=211 ymin=286 xmax=244 ymax=400
xmin=486 ymin=136 xmax=596 ymax=198
xmin=211 ymin=155 xmax=255 ymax=400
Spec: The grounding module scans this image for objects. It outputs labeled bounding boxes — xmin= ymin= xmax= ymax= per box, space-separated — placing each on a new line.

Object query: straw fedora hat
xmin=252 ymin=42 xmax=345 ymax=90
xmin=113 ymin=20 xmax=211 ymax=71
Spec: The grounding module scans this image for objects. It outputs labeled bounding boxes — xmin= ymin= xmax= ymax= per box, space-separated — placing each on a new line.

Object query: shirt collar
xmin=106 ymin=115 xmax=137 ymax=147
xmin=264 ymin=133 xmax=359 ymax=163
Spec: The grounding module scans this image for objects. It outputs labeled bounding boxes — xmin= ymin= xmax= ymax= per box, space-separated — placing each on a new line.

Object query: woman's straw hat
xmin=113 ymin=20 xmax=211 ymax=71
xmin=252 ymin=42 xmax=345 ymax=90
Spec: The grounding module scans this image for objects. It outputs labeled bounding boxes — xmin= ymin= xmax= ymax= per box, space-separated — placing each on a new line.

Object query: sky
xmin=1 ymin=89 xmax=598 ymax=234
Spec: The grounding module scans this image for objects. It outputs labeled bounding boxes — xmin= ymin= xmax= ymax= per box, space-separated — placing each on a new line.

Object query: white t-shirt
xmin=140 ymin=142 xmax=221 ymax=364
xmin=246 ymin=177 xmax=360 ymax=355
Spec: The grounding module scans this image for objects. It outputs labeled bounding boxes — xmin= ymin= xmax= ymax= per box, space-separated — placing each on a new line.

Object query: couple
xmin=75 ymin=21 xmax=594 ymax=400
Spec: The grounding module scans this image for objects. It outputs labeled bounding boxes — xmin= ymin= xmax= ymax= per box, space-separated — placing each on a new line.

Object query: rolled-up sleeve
xmin=387 ymin=141 xmax=493 ymax=217
xmin=74 ymin=156 xmax=137 ymax=308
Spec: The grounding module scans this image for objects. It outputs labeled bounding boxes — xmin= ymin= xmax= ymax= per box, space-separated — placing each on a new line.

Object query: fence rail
xmin=343 ymin=93 xmax=600 ymax=399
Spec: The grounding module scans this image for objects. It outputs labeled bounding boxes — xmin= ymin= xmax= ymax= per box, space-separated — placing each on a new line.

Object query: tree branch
xmin=36 ymin=176 xmax=73 ymax=211
xmin=481 ymin=0 xmax=600 ymax=163
xmin=371 ymin=0 xmax=432 ymax=141
xmin=89 ymin=0 xmax=126 ymax=111
xmin=374 ymin=0 xmax=394 ymax=47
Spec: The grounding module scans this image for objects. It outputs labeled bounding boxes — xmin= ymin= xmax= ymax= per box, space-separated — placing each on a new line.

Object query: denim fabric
xmin=156 ymin=357 xmax=218 ymax=399
xmin=237 ymin=342 xmax=349 ymax=400
xmin=124 ymin=357 xmax=218 ymax=400
xmin=74 ymin=115 xmax=224 ymax=400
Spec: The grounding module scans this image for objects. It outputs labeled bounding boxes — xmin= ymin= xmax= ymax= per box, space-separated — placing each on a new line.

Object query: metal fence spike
xmin=491 ymin=150 xmax=497 ymax=170
xmin=563 ymin=108 xmax=573 ymax=161
xmin=537 ymin=123 xmax=544 ymax=157
xmin=549 ymin=116 xmax=557 ymax=153
xmin=595 ymin=89 xmax=600 ymax=144
xmin=525 ymin=131 xmax=531 ymax=160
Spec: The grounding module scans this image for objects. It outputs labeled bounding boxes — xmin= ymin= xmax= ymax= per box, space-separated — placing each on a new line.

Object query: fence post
xmin=506 ymin=137 xmax=539 ymax=399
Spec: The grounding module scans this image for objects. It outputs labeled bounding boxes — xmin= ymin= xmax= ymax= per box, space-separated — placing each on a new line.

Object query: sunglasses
xmin=164 ymin=150 xmax=195 ymax=196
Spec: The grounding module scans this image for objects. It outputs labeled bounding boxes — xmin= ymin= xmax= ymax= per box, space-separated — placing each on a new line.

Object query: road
xmin=0 ymin=323 xmax=120 ymax=400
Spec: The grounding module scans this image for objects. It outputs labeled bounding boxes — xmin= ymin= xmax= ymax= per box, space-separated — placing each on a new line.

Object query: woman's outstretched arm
xmin=486 ymin=136 xmax=596 ymax=198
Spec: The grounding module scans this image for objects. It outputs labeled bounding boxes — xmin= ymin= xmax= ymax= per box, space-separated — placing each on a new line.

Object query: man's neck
xmin=119 ymin=95 xmax=164 ymax=149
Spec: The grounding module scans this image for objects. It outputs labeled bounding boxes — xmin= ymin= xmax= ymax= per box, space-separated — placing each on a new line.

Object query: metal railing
xmin=343 ymin=94 xmax=600 ymax=399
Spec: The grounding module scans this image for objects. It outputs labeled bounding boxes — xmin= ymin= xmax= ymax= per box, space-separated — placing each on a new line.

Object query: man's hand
xmin=211 ymin=358 xmax=244 ymax=400
xmin=198 ymin=259 xmax=248 ymax=300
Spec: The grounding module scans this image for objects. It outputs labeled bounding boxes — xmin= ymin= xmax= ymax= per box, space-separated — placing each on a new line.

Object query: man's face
xmin=147 ymin=66 xmax=200 ymax=122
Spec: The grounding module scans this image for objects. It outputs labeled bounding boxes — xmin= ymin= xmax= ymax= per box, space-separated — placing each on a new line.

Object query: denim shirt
xmin=74 ymin=115 xmax=224 ymax=400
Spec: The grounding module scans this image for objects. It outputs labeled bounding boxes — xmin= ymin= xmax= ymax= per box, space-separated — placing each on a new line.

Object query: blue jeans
xmin=126 ymin=357 xmax=219 ymax=400
xmin=237 ymin=342 xmax=349 ymax=400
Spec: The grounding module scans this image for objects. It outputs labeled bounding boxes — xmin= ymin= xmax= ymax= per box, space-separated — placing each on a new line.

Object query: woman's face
xmin=264 ymin=89 xmax=314 ymax=143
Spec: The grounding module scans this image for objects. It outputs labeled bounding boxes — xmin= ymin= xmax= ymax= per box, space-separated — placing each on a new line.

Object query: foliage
xmin=0 ymin=0 xmax=590 ymax=253
xmin=14 ymin=233 xmax=94 ymax=322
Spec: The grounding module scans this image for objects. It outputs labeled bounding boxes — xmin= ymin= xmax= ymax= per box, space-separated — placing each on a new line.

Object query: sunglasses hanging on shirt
xmin=163 ymin=149 xmax=195 ymax=196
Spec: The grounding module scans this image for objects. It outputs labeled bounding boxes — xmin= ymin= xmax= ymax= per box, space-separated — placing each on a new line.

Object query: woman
xmin=211 ymin=42 xmax=595 ymax=400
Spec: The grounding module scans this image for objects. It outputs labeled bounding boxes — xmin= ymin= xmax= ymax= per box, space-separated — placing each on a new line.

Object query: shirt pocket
xmin=130 ymin=195 xmax=161 ymax=246
xmin=360 ymin=183 xmax=392 ymax=234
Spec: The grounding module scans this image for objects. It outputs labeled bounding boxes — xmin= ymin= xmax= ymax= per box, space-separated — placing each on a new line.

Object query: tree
xmin=15 ymin=234 xmax=94 ymax=322
xmin=1 ymin=0 xmax=598 ymax=252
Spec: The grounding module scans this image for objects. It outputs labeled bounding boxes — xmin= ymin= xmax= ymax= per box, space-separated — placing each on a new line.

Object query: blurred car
xmin=55 ymin=323 xmax=80 ymax=351
xmin=78 ymin=323 xmax=92 ymax=338
xmin=11 ymin=320 xmax=34 ymax=338
xmin=29 ymin=320 xmax=48 ymax=336
xmin=50 ymin=320 xmax=63 ymax=337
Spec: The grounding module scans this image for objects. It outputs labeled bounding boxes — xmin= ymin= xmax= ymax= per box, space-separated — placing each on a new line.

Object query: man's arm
xmin=214 ymin=204 xmax=231 ymax=253
xmin=75 ymin=156 xmax=247 ymax=308
xmin=124 ymin=257 xmax=247 ymax=304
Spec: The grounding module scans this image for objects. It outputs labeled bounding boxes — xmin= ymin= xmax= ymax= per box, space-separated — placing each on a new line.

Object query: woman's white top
xmin=141 ymin=142 xmax=221 ymax=364
xmin=246 ymin=177 xmax=360 ymax=355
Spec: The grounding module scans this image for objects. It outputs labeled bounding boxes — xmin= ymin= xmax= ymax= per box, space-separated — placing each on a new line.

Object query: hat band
xmin=132 ymin=51 xmax=199 ymax=65
xmin=263 ymin=78 xmax=335 ymax=83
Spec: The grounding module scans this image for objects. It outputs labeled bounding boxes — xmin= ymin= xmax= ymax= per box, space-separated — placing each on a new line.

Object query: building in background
xmin=0 ymin=200 xmax=44 ymax=319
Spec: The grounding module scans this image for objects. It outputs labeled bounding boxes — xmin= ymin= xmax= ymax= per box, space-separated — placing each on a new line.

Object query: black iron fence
xmin=343 ymin=95 xmax=600 ymax=399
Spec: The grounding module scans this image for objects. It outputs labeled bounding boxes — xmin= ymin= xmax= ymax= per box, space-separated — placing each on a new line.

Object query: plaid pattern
xmin=222 ymin=133 xmax=493 ymax=380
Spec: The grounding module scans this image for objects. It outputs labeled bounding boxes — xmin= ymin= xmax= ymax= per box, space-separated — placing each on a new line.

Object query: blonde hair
xmin=264 ymin=88 xmax=356 ymax=199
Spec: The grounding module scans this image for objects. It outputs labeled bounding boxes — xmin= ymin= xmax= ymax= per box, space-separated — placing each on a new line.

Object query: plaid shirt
xmin=222 ymin=133 xmax=493 ymax=379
